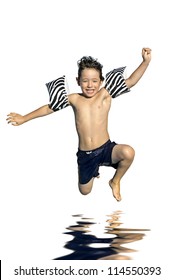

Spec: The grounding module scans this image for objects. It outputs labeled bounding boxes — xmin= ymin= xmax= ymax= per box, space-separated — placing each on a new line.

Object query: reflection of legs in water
xmin=109 ymin=144 xmax=135 ymax=201
xmin=104 ymin=211 xmax=147 ymax=259
xmin=55 ymin=211 xmax=148 ymax=260
xmin=106 ymin=211 xmax=122 ymax=228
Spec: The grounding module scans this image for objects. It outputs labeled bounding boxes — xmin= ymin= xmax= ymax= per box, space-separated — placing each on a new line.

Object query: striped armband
xmin=46 ymin=75 xmax=69 ymax=111
xmin=105 ymin=67 xmax=130 ymax=98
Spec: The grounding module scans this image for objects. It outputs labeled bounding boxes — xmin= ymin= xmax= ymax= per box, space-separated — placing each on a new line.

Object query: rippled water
xmin=54 ymin=211 xmax=150 ymax=260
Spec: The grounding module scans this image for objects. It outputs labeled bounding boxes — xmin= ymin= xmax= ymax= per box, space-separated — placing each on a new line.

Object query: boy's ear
xmin=99 ymin=80 xmax=104 ymax=88
xmin=76 ymin=77 xmax=80 ymax=86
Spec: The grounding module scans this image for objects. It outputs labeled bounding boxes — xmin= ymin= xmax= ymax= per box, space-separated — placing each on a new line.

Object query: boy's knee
xmin=79 ymin=188 xmax=91 ymax=195
xmin=78 ymin=183 xmax=92 ymax=195
xmin=123 ymin=145 xmax=135 ymax=161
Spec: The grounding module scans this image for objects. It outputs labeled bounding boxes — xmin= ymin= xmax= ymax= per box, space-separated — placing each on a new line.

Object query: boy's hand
xmin=6 ymin=113 xmax=25 ymax=126
xmin=142 ymin=47 xmax=152 ymax=64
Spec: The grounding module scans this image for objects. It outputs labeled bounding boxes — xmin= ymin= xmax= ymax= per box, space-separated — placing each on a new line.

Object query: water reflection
xmin=54 ymin=211 xmax=150 ymax=260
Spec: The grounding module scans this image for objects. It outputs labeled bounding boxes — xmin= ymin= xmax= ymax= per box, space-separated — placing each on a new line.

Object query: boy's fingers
xmin=7 ymin=120 xmax=13 ymax=124
xmin=6 ymin=116 xmax=13 ymax=121
xmin=7 ymin=112 xmax=16 ymax=117
xmin=144 ymin=48 xmax=152 ymax=54
xmin=6 ymin=116 xmax=17 ymax=125
xmin=6 ymin=117 xmax=11 ymax=122
xmin=8 ymin=121 xmax=18 ymax=126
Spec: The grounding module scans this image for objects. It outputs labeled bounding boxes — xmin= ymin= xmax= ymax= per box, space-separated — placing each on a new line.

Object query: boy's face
xmin=77 ymin=68 xmax=103 ymax=98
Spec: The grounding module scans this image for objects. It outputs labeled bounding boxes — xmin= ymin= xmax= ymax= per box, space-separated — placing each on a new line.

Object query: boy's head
xmin=77 ymin=56 xmax=104 ymax=82
xmin=76 ymin=56 xmax=104 ymax=98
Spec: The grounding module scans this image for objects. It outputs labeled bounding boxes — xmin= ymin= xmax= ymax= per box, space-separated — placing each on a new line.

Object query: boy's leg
xmin=78 ymin=178 xmax=95 ymax=195
xmin=110 ymin=144 xmax=135 ymax=201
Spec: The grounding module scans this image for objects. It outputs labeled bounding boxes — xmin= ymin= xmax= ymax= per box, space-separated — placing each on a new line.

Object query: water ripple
xmin=54 ymin=211 xmax=150 ymax=260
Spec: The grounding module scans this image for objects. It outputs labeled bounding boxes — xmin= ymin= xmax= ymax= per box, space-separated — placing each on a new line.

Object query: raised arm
xmin=125 ymin=47 xmax=152 ymax=89
xmin=7 ymin=105 xmax=53 ymax=126
xmin=104 ymin=47 xmax=152 ymax=98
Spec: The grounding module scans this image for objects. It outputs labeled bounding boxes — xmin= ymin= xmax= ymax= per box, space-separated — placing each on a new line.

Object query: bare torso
xmin=68 ymin=89 xmax=111 ymax=150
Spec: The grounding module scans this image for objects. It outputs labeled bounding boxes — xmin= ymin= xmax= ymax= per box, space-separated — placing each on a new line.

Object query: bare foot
xmin=109 ymin=180 xmax=122 ymax=201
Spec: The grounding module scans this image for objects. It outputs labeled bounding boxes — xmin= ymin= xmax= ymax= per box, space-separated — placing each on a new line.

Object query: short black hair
xmin=77 ymin=56 xmax=104 ymax=81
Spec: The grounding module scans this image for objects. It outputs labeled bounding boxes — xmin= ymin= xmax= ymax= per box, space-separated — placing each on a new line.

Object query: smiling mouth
xmin=86 ymin=89 xmax=94 ymax=93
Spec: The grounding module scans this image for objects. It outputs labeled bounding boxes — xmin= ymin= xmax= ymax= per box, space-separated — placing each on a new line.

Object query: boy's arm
xmin=104 ymin=47 xmax=151 ymax=98
xmin=7 ymin=75 xmax=71 ymax=126
xmin=7 ymin=105 xmax=53 ymax=126
xmin=125 ymin=48 xmax=152 ymax=89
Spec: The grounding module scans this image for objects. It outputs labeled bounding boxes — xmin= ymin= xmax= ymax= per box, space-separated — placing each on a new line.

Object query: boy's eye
xmin=82 ymin=80 xmax=98 ymax=83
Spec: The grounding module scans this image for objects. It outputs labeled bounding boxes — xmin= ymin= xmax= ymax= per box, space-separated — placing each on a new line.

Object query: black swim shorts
xmin=76 ymin=140 xmax=119 ymax=185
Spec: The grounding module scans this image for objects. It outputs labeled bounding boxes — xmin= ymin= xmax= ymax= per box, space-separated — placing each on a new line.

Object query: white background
xmin=0 ymin=0 xmax=173 ymax=278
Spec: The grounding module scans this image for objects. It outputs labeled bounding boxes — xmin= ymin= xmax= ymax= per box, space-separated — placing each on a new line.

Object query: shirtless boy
xmin=7 ymin=48 xmax=151 ymax=201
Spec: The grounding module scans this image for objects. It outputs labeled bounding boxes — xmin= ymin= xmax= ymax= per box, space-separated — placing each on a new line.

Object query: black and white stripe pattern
xmin=46 ymin=75 xmax=69 ymax=111
xmin=105 ymin=67 xmax=130 ymax=98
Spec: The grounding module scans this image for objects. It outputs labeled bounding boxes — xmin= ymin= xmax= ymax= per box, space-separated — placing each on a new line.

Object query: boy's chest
xmin=79 ymin=93 xmax=110 ymax=108
xmin=75 ymin=96 xmax=111 ymax=118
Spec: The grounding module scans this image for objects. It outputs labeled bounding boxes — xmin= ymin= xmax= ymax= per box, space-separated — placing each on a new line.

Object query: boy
xmin=7 ymin=48 xmax=151 ymax=201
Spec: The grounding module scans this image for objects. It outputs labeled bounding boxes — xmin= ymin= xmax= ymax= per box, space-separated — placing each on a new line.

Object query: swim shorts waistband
xmin=78 ymin=140 xmax=111 ymax=154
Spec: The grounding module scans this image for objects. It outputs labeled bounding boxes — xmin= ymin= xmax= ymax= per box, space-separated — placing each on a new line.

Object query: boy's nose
xmin=87 ymin=81 xmax=92 ymax=87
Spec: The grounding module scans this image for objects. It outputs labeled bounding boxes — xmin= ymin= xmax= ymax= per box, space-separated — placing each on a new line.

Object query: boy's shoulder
xmin=68 ymin=92 xmax=82 ymax=105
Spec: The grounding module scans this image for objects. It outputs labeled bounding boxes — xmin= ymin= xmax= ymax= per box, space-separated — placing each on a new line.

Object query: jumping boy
xmin=7 ymin=48 xmax=151 ymax=201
